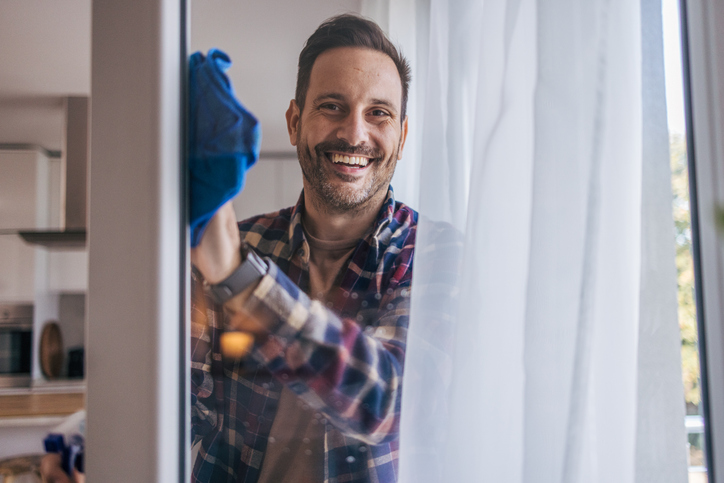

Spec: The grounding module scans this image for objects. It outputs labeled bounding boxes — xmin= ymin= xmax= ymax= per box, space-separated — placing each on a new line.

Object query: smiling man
xmin=191 ymin=14 xmax=416 ymax=483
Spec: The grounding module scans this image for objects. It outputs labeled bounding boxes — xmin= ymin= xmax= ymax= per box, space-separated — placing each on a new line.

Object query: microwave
xmin=0 ymin=304 xmax=32 ymax=388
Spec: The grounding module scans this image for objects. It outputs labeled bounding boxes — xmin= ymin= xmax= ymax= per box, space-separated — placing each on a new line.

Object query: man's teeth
xmin=331 ymin=153 xmax=369 ymax=167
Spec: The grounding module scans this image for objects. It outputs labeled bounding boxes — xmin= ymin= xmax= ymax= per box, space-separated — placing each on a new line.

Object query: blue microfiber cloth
xmin=188 ymin=48 xmax=261 ymax=247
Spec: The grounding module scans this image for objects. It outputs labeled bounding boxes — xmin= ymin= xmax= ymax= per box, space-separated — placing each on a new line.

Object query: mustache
xmin=314 ymin=140 xmax=381 ymax=159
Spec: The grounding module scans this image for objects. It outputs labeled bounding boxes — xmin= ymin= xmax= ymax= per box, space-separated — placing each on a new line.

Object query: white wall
xmin=232 ymin=157 xmax=303 ymax=221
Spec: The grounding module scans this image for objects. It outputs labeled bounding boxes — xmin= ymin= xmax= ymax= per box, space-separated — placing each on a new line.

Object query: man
xmin=190 ymin=14 xmax=416 ymax=483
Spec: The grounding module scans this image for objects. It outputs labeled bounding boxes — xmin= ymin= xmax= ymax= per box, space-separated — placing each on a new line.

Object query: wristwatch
xmin=209 ymin=244 xmax=268 ymax=305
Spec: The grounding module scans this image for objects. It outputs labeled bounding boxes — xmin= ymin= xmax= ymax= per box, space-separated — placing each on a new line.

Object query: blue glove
xmin=188 ymin=48 xmax=261 ymax=247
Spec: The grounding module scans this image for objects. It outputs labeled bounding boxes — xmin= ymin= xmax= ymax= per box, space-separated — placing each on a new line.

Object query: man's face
xmin=286 ymin=46 xmax=408 ymax=214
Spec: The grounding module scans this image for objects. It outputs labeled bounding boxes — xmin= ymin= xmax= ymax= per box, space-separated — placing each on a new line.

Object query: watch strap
xmin=209 ymin=246 xmax=268 ymax=305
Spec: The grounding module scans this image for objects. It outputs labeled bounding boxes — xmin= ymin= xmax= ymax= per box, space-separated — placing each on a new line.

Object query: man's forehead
xmin=306 ymin=47 xmax=403 ymax=108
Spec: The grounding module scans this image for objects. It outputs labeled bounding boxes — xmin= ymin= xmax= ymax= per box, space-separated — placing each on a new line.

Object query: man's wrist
xmin=208 ymin=244 xmax=267 ymax=305
xmin=190 ymin=201 xmax=243 ymax=284
xmin=205 ymin=249 xmax=242 ymax=285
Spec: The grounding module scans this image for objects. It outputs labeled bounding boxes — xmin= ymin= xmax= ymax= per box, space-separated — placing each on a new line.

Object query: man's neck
xmin=302 ymin=189 xmax=385 ymax=242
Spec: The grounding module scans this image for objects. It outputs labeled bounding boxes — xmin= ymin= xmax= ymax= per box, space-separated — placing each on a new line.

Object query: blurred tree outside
xmin=670 ymin=133 xmax=700 ymax=414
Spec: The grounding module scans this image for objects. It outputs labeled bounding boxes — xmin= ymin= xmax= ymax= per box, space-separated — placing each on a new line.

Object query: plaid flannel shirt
xmin=191 ymin=188 xmax=417 ymax=483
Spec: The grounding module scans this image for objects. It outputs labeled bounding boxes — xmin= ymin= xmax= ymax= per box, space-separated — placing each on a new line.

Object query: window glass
xmin=188 ymin=3 xmax=380 ymax=481
xmin=663 ymin=0 xmax=708 ymax=480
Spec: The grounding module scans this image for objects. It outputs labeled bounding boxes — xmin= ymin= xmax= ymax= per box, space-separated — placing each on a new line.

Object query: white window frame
xmin=681 ymin=0 xmax=724 ymax=480
xmin=86 ymin=1 xmax=188 ymax=480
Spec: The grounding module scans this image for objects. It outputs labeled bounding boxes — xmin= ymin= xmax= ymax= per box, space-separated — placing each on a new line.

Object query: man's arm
xmin=190 ymin=201 xmax=412 ymax=444
xmin=191 ymin=202 xmax=242 ymax=286
xmin=239 ymin=261 xmax=410 ymax=444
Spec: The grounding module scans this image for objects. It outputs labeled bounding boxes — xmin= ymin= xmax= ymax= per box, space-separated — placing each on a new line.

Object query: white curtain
xmin=362 ymin=0 xmax=689 ymax=482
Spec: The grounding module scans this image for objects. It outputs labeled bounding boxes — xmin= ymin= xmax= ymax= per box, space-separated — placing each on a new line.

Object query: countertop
xmin=0 ymin=392 xmax=85 ymax=418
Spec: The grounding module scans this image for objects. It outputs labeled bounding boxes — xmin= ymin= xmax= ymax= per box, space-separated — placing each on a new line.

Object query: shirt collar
xmin=372 ymin=187 xmax=396 ymax=237
xmin=286 ymin=186 xmax=396 ymax=257
xmin=287 ymin=191 xmax=307 ymax=258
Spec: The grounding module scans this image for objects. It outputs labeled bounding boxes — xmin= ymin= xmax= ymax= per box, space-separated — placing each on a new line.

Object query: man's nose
xmin=337 ymin=110 xmax=369 ymax=146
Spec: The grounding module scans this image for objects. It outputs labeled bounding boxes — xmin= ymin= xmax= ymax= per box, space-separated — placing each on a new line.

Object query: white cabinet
xmin=0 ymin=150 xmax=54 ymax=231
xmin=0 ymin=234 xmax=34 ymax=302
xmin=0 ymin=148 xmax=88 ymax=382
xmin=0 ymin=149 xmax=60 ymax=303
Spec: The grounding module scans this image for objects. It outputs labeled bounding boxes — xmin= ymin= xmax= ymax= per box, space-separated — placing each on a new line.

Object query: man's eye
xmin=371 ymin=109 xmax=389 ymax=117
xmin=321 ymin=104 xmax=340 ymax=111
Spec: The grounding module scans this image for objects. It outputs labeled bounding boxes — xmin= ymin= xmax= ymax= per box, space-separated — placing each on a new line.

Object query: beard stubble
xmin=296 ymin=135 xmax=400 ymax=215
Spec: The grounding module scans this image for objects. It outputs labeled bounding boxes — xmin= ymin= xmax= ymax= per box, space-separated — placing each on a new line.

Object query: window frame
xmin=680 ymin=0 xmax=724 ymax=480
xmin=86 ymin=0 xmax=188 ymax=480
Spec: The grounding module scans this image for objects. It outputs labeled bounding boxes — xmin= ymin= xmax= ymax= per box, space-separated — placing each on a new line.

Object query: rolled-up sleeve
xmin=244 ymin=261 xmax=410 ymax=445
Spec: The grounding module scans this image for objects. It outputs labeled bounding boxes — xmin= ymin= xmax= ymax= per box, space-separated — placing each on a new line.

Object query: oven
xmin=0 ymin=304 xmax=33 ymax=388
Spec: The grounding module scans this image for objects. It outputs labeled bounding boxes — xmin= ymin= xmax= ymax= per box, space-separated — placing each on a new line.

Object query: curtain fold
xmin=364 ymin=0 xmax=688 ymax=481
xmin=635 ymin=0 xmax=689 ymax=480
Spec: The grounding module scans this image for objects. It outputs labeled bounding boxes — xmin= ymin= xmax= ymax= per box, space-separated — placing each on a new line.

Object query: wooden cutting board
xmin=39 ymin=322 xmax=63 ymax=379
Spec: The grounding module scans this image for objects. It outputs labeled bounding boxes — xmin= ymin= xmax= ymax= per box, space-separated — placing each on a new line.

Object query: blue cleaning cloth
xmin=189 ymin=48 xmax=261 ymax=247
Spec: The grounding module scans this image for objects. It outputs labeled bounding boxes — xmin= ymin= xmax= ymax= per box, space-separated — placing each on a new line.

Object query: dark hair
xmin=295 ymin=14 xmax=411 ymax=123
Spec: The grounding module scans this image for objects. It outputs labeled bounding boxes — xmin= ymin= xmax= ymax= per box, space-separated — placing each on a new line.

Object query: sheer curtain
xmin=363 ymin=0 xmax=688 ymax=482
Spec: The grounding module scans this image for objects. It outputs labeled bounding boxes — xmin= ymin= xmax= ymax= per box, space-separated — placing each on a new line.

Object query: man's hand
xmin=40 ymin=453 xmax=85 ymax=483
xmin=191 ymin=201 xmax=242 ymax=284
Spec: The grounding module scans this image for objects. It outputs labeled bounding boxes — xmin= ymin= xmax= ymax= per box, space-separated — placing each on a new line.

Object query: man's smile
xmin=325 ymin=151 xmax=374 ymax=171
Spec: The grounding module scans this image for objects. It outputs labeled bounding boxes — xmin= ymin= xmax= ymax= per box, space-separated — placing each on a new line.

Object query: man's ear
xmin=397 ymin=115 xmax=409 ymax=160
xmin=286 ymin=100 xmax=301 ymax=146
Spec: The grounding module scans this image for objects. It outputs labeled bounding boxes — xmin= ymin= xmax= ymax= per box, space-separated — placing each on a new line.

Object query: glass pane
xmin=188 ymin=3 xmax=384 ymax=481
xmin=664 ymin=0 xmax=708 ymax=481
